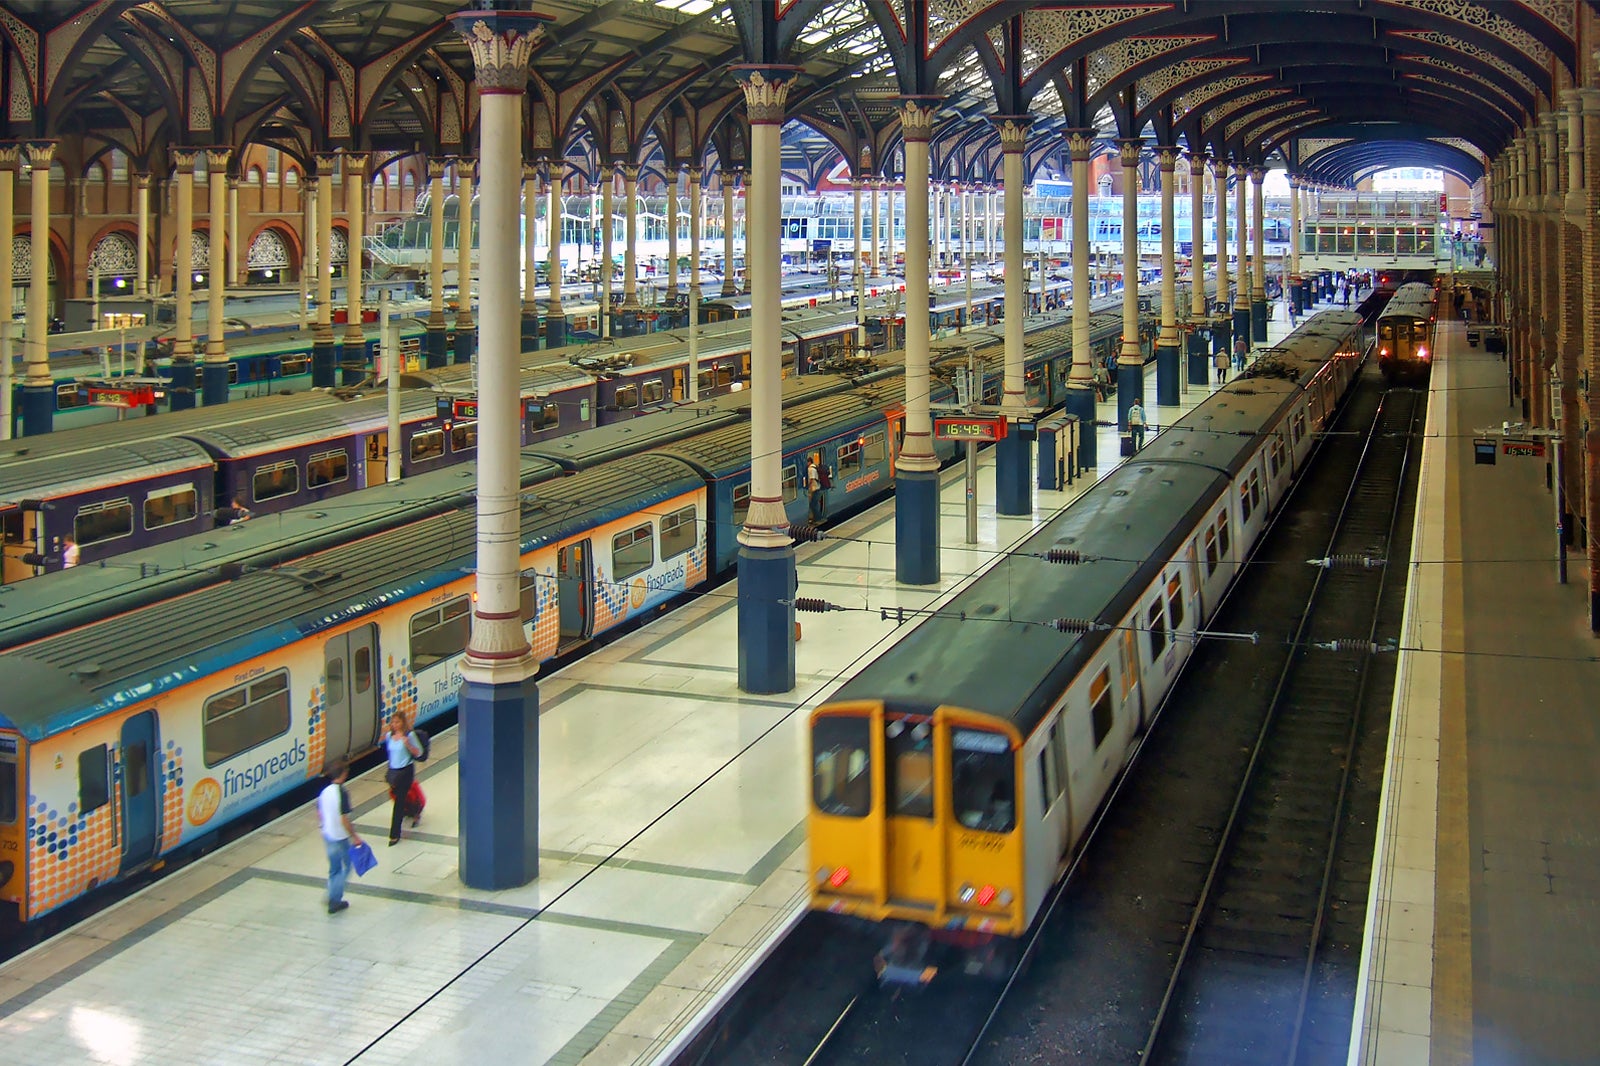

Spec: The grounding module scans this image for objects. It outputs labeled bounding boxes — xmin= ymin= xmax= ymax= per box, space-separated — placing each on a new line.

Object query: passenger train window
xmin=227 ymin=363 xmax=240 ymax=385
xmin=886 ymin=718 xmax=934 ymax=818
xmin=1204 ymin=528 xmax=1218 ymax=576
xmin=78 ymin=745 xmax=110 ymax=815
xmin=1146 ymin=598 xmax=1167 ymax=661
xmin=615 ymin=383 xmax=638 ymax=409
xmin=1167 ymin=575 xmax=1185 ymax=631
xmin=308 ymin=450 xmax=349 ymax=488
xmin=697 ymin=368 xmax=715 ymax=394
xmin=732 ymin=482 xmax=751 ymax=529
xmin=1217 ymin=509 xmax=1231 ymax=557
xmin=1089 ymin=668 xmax=1114 ymax=749
xmin=519 ymin=569 xmax=539 ymax=623
xmin=1240 ymin=484 xmax=1254 ymax=523
xmin=58 ymin=383 xmax=87 ymax=410
xmin=76 ymin=498 xmax=134 ymax=546
xmin=812 ymin=716 xmax=871 ymax=818
xmin=202 ymin=671 xmax=291 ymax=767
xmin=450 ymin=421 xmax=478 ymax=453
xmin=0 ymin=756 xmax=16 ymax=824
xmin=353 ymin=645 xmax=372 ymax=696
xmin=281 ymin=354 xmax=310 ymax=377
xmin=326 ymin=655 xmax=345 ymax=706
xmin=952 ymin=729 xmax=1015 ymax=833
xmin=409 ymin=595 xmax=471 ymax=672
xmin=838 ymin=440 xmax=863 ymax=474
xmin=1039 ymin=722 xmax=1065 ymax=812
xmin=661 ymin=506 xmax=697 ymax=559
xmin=144 ymin=486 xmax=199 ymax=535
xmin=716 ymin=365 xmax=735 ymax=388
xmin=1249 ymin=472 xmax=1262 ymax=513
xmin=612 ymin=522 xmax=654 ymax=581
xmin=410 ymin=429 xmax=445 ymax=463
xmin=642 ymin=379 xmax=665 ymax=405
xmin=253 ymin=460 xmax=299 ymax=502
xmin=860 ymin=431 xmax=887 ymax=467
xmin=782 ymin=465 xmax=799 ymax=503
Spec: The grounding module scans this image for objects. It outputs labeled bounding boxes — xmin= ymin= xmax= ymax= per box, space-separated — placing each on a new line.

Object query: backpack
xmin=818 ymin=465 xmax=833 ymax=490
xmin=412 ymin=728 xmax=430 ymax=762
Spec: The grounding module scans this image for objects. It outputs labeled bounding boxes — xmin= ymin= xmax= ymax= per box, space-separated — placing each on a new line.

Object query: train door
xmin=365 ymin=433 xmax=388 ymax=488
xmin=887 ymin=411 xmax=906 ymax=474
xmin=672 ymin=368 xmax=685 ymax=402
xmin=117 ymin=710 xmax=161 ymax=874
xmin=323 ymin=624 xmax=381 ymax=760
xmin=557 ymin=540 xmax=593 ymax=648
xmin=1 ymin=503 xmax=40 ymax=582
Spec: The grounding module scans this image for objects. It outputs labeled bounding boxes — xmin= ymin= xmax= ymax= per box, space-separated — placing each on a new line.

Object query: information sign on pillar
xmin=447 ymin=4 xmax=551 ymax=892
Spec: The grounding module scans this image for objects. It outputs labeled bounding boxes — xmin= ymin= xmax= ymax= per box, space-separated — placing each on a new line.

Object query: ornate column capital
xmin=1210 ymin=157 xmax=1228 ymax=178
xmin=1287 ymin=174 xmax=1299 ymax=191
xmin=620 ymin=163 xmax=639 ymax=183
xmin=1066 ymin=130 xmax=1094 ymax=162
xmin=170 ymin=146 xmax=198 ymax=172
xmin=687 ymin=165 xmax=701 ymax=184
xmin=1249 ymin=165 xmax=1266 ymax=183
xmin=448 ymin=9 xmax=549 ymax=95
xmin=313 ymin=151 xmax=339 ymax=177
xmin=522 ymin=162 xmax=538 ymax=183
xmin=0 ymin=144 xmax=18 ymax=170
xmin=1155 ymin=146 xmax=1178 ymax=172
xmin=900 ymin=97 xmax=943 ymax=143
xmin=733 ymin=65 xmax=802 ymax=125
xmin=1117 ymin=139 xmax=1143 ymax=168
xmin=990 ymin=114 xmax=1030 ymax=152
xmin=204 ymin=146 xmax=231 ymax=171
xmin=457 ymin=157 xmax=477 ymax=181
xmin=135 ymin=169 xmax=151 ymax=189
xmin=1574 ymin=87 xmax=1600 ymax=116
xmin=427 ymin=158 xmax=447 ymax=181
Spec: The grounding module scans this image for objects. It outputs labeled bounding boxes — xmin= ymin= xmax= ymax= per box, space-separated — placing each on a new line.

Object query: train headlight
xmin=959 ymin=883 xmax=975 ymax=903
xmin=1379 ymin=347 xmax=1389 ymax=357
xmin=1418 ymin=346 xmax=1430 ymax=361
xmin=997 ymin=889 xmax=1013 ymax=907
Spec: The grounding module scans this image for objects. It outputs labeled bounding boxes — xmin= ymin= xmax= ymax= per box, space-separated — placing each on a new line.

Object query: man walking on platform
xmin=318 ymin=759 xmax=362 ymax=914
xmin=1127 ymin=400 xmax=1147 ymax=451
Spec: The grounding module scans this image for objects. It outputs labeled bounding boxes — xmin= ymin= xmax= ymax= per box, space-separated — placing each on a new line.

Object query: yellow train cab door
xmin=882 ymin=714 xmax=942 ymax=917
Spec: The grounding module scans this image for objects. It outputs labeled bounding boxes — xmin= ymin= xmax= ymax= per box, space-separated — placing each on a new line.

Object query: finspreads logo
xmin=189 ymin=739 xmax=309 ymax=826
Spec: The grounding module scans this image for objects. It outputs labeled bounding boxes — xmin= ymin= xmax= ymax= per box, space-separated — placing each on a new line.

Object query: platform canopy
xmin=6 ymin=0 xmax=1588 ymax=185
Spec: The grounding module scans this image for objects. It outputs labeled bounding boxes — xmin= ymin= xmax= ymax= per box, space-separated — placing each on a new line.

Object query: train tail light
xmin=975 ymin=884 xmax=997 ymax=907
xmin=1379 ymin=347 xmax=1389 ymax=357
xmin=1418 ymin=346 xmax=1430 ymax=361
xmin=824 ymin=866 xmax=851 ymax=888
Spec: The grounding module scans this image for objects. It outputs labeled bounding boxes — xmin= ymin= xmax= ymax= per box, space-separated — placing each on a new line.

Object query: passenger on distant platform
xmin=230 ymin=497 xmax=252 ymax=522
xmin=61 ymin=535 xmax=79 ymax=569
xmin=318 ymin=758 xmax=361 ymax=915
xmin=1234 ymin=334 xmax=1249 ymax=372
xmin=1127 ymin=400 xmax=1147 ymax=451
xmin=1214 ymin=348 xmax=1230 ymax=385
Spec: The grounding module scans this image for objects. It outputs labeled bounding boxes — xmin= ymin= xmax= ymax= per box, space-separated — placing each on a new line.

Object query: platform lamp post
xmin=448 ymin=5 xmax=551 ymax=891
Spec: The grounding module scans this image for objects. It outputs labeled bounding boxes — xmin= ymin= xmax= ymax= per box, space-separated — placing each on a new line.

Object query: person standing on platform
xmin=1127 ymin=400 xmax=1147 ymax=451
xmin=1233 ymin=334 xmax=1249 ymax=372
xmin=61 ymin=535 xmax=79 ymax=569
xmin=1214 ymin=348 xmax=1229 ymax=385
xmin=318 ymin=759 xmax=361 ymax=914
xmin=383 ymin=712 xmax=423 ymax=846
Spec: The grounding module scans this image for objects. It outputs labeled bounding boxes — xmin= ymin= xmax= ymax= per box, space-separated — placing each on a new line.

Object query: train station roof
xmin=8 ymin=1 xmax=1594 ymax=186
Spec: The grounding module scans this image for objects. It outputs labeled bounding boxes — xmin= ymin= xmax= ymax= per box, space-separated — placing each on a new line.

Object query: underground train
xmin=805 ymin=310 xmax=1367 ymax=974
xmin=0 ymin=284 xmax=1168 ymax=924
xmin=1375 ymin=282 xmax=1437 ymax=385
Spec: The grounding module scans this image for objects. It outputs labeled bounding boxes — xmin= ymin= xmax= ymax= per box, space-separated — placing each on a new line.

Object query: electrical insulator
xmin=1045 ymin=548 xmax=1084 ymax=564
xmin=1048 ymin=618 xmax=1095 ymax=633
xmin=794 ymin=597 xmax=834 ymax=614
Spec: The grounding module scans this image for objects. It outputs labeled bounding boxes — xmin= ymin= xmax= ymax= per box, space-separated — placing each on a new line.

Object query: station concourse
xmin=0 ymin=3 xmax=1596 ymax=1065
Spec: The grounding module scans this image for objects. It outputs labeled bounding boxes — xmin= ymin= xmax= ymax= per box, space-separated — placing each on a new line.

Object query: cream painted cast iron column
xmin=665 ymin=165 xmax=679 ymax=305
xmin=1250 ymin=165 xmax=1267 ymax=342
xmin=731 ymin=65 xmax=801 ymax=694
xmin=545 ymin=160 xmax=566 ymax=348
xmin=1232 ymin=162 xmax=1249 ymax=350
xmin=203 ymin=147 xmax=231 ymax=404
xmin=228 ymin=175 xmax=240 ymax=287
xmin=994 ymin=114 xmax=1034 ymax=515
xmin=136 ymin=172 xmax=150 ymax=295
xmin=599 ymin=163 xmax=614 ymax=338
xmin=523 ymin=164 xmax=539 ymax=347
xmin=1539 ymin=112 xmax=1560 ymax=433
xmin=1066 ymin=131 xmax=1098 ymax=470
xmin=20 ymin=141 xmax=54 ymax=432
xmin=167 ymin=146 xmax=199 ymax=412
xmin=1211 ymin=158 xmax=1231 ymax=354
xmin=688 ymin=164 xmax=702 ymax=399
xmin=342 ymin=152 xmax=367 ymax=368
xmin=852 ymin=171 xmax=865 ymax=348
xmin=313 ymin=155 xmax=337 ymax=385
xmin=449 ymin=6 xmax=548 ymax=891
xmin=895 ymin=96 xmax=944 ymax=581
xmin=1154 ymin=146 xmax=1180 ymax=406
xmin=0 ymin=147 xmax=12 ymax=440
xmin=619 ymin=163 xmax=641 ymax=335
xmin=454 ymin=159 xmax=476 ymax=364
xmin=426 ymin=159 xmax=448 ymax=366
xmin=721 ymin=167 xmax=737 ymax=296
xmin=1187 ymin=152 xmax=1210 ymax=386
xmin=870 ymin=173 xmax=882 ymax=279
xmin=1116 ymin=138 xmax=1144 ymax=433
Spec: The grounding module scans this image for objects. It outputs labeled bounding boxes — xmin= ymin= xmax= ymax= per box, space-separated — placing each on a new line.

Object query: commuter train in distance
xmin=1375 ymin=282 xmax=1438 ymax=385
xmin=806 ymin=310 xmax=1368 ymax=981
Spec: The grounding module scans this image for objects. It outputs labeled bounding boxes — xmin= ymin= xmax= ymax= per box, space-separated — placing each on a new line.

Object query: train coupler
xmin=874 ymin=925 xmax=937 ymax=987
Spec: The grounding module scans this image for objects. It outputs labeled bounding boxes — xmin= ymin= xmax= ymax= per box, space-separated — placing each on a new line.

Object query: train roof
xmin=0 ymin=451 xmax=699 ymax=740
xmin=1379 ymin=284 xmax=1436 ymax=319
xmin=0 ymin=454 xmax=567 ymax=652
xmin=0 ymin=436 xmax=215 ymax=504
xmin=183 ymin=390 xmax=441 ymax=458
xmin=831 ymin=458 xmax=1229 ymax=735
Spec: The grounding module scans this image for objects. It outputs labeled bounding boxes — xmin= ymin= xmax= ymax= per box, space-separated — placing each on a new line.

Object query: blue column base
xmin=1116 ymin=361 xmax=1143 ymax=429
xmin=1187 ymin=333 xmax=1210 ymax=386
xmin=737 ymin=543 xmax=796 ymax=694
xmin=894 ymin=468 xmax=941 ymax=585
xmin=995 ymin=430 xmax=1031 ymax=516
xmin=425 ymin=326 xmax=449 ymax=368
xmin=1155 ymin=342 xmax=1181 ymax=406
xmin=1231 ymin=309 xmax=1251 ymax=350
xmin=169 ymin=361 xmax=198 ymax=411
xmin=1064 ymin=386 xmax=1097 ymax=471
xmin=340 ymin=361 xmax=367 ymax=386
xmin=1251 ymin=299 xmax=1268 ymax=342
xmin=453 ymin=327 xmax=476 ymax=365
xmin=1212 ymin=321 xmax=1231 ymax=357
xmin=545 ymin=315 xmax=566 ymax=350
xmin=202 ymin=363 xmax=230 ymax=405
xmin=457 ymin=672 xmax=540 ymax=889
xmin=521 ymin=314 xmax=541 ymax=350
xmin=312 ymin=341 xmax=337 ymax=388
xmin=20 ymin=383 xmax=53 ymax=435
xmin=618 ymin=310 xmax=640 ymax=337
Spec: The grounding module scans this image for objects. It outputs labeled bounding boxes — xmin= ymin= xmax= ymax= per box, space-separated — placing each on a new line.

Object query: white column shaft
xmin=1121 ymin=148 xmax=1141 ymax=363
xmin=1070 ymin=149 xmax=1092 ymax=383
xmin=1191 ymin=160 xmax=1206 ymax=317
xmin=207 ymin=161 xmax=227 ymax=361
xmin=741 ymin=119 xmax=788 ymax=544
xmin=1002 ymin=144 xmax=1027 ymax=412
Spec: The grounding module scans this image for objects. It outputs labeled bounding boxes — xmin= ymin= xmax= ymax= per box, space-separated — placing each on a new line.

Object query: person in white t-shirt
xmin=318 ymin=759 xmax=362 ymax=914
xmin=62 ymin=536 xmax=80 ymax=569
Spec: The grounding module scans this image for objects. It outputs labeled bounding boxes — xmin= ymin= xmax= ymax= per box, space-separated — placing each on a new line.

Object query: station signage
xmin=1501 ymin=439 xmax=1545 ymax=458
xmin=935 ymin=416 xmax=1008 ymax=442
xmin=438 ymin=396 xmax=527 ymax=421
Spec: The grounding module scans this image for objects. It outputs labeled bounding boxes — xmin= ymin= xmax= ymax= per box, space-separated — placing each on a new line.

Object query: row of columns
xmin=1491 ymin=87 xmax=1600 ymax=628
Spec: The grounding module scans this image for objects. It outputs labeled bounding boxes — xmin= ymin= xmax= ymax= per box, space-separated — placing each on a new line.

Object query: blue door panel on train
xmin=118 ymin=709 xmax=160 ymax=875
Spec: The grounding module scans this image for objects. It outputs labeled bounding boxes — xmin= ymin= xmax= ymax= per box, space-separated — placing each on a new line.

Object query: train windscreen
xmin=951 ymin=728 xmax=1016 ymax=833
xmin=813 ymin=715 xmax=871 ymax=817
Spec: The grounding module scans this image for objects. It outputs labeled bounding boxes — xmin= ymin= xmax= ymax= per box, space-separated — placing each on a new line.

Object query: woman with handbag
xmin=383 ymin=712 xmax=423 ymax=846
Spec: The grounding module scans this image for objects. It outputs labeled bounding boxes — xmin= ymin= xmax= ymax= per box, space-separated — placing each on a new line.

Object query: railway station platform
xmin=0 ymin=314 xmax=1298 ymax=1066
xmin=1351 ymin=320 xmax=1600 ymax=1064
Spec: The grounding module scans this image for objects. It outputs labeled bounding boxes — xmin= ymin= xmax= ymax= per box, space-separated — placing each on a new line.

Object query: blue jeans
xmin=324 ymin=836 xmax=351 ymax=905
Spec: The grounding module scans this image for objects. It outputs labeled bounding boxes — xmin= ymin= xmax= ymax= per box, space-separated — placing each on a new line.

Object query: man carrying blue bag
xmin=318 ymin=759 xmax=365 ymax=914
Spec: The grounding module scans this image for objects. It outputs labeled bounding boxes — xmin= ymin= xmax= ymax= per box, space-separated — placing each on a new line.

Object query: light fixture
xmin=194 ymin=272 xmax=204 ymax=283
